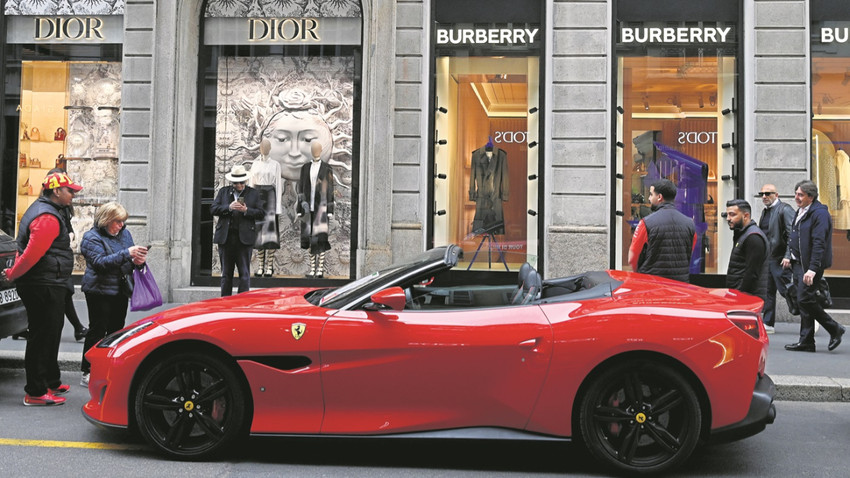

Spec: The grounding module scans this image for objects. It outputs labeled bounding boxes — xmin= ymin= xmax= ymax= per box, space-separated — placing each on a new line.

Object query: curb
xmin=1 ymin=351 xmax=848 ymax=402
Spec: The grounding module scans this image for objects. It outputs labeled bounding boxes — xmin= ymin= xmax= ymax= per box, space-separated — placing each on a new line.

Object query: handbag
xmin=131 ymin=264 xmax=163 ymax=312
xmin=815 ymin=277 xmax=833 ymax=308
xmin=19 ymin=178 xmax=32 ymax=196
xmin=30 ymin=157 xmax=41 ymax=169
xmin=19 ymin=153 xmax=27 ymax=168
xmin=55 ymin=127 xmax=66 ymax=141
xmin=55 ymin=154 xmax=67 ymax=170
xmin=30 ymin=127 xmax=40 ymax=141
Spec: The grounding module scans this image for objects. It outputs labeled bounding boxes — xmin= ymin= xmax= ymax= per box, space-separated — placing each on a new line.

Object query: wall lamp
xmin=436 ymin=106 xmax=448 ymax=114
xmin=527 ymin=209 xmax=537 ymax=216
xmin=528 ymin=174 xmax=538 ymax=180
xmin=616 ymin=105 xmax=624 ymax=114
xmin=616 ymin=141 xmax=625 ymax=148
xmin=529 ymin=107 xmax=538 ymax=114
xmin=434 ymin=209 xmax=447 ymax=216
xmin=435 ymin=139 xmax=448 ymax=145
xmin=528 ymin=141 xmax=538 ymax=148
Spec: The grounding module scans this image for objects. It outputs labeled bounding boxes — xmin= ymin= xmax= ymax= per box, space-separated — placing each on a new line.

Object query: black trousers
xmin=763 ymin=258 xmax=793 ymax=327
xmin=81 ymin=293 xmax=128 ymax=374
xmin=17 ymin=284 xmax=67 ymax=397
xmin=219 ymin=232 xmax=252 ymax=296
xmin=791 ymin=262 xmax=841 ymax=344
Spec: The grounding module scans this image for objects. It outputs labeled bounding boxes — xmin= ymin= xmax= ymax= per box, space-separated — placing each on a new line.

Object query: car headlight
xmin=97 ymin=321 xmax=155 ymax=348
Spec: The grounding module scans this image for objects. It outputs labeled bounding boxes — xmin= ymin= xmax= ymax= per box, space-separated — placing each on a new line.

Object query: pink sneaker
xmin=23 ymin=392 xmax=67 ymax=406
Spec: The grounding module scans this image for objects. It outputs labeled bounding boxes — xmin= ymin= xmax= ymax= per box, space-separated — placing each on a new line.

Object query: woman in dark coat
xmin=79 ymin=202 xmax=147 ymax=386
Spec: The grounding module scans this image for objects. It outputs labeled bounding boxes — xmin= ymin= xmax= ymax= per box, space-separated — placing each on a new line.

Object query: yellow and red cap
xmin=42 ymin=172 xmax=83 ymax=192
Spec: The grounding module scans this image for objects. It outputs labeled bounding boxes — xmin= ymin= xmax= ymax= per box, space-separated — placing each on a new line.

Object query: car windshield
xmin=316 ymin=247 xmax=454 ymax=309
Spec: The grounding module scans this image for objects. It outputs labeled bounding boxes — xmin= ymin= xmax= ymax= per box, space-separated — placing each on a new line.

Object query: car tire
xmin=578 ymin=359 xmax=702 ymax=475
xmin=134 ymin=352 xmax=249 ymax=460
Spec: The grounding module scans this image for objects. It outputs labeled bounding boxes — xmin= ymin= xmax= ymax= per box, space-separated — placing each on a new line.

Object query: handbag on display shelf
xmin=21 ymin=122 xmax=30 ymax=141
xmin=30 ymin=127 xmax=40 ymax=141
xmin=19 ymin=177 xmax=32 ymax=196
xmin=54 ymin=127 xmax=66 ymax=141
xmin=55 ymin=154 xmax=67 ymax=170
xmin=30 ymin=157 xmax=41 ymax=169
xmin=19 ymin=153 xmax=27 ymax=168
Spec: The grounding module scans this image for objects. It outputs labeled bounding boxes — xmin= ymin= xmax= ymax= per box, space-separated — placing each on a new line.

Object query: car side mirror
xmin=364 ymin=287 xmax=406 ymax=312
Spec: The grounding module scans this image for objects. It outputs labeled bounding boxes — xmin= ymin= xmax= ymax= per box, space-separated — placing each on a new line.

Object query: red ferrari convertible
xmin=83 ymin=245 xmax=775 ymax=474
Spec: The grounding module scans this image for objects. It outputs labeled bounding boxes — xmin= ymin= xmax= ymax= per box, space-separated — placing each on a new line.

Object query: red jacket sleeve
xmin=628 ymin=220 xmax=648 ymax=272
xmin=4 ymin=214 xmax=60 ymax=281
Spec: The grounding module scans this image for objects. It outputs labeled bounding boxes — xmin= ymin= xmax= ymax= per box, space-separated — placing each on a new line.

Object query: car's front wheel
xmin=578 ymin=360 xmax=702 ymax=475
xmin=134 ymin=352 xmax=248 ymax=460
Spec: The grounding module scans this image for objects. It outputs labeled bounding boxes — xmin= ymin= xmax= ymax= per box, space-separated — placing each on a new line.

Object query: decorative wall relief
xmin=4 ymin=0 xmax=125 ymax=15
xmin=213 ymin=56 xmax=354 ymax=279
xmin=205 ymin=0 xmax=361 ymax=18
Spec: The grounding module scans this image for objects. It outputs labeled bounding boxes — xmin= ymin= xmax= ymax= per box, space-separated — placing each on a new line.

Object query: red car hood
xmin=136 ymin=287 xmax=326 ymax=328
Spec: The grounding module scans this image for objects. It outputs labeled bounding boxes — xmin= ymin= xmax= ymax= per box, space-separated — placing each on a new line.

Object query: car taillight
xmin=727 ymin=310 xmax=761 ymax=339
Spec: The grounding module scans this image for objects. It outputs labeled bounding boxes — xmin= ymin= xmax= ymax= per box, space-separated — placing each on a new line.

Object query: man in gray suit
xmin=757 ymin=183 xmax=796 ymax=333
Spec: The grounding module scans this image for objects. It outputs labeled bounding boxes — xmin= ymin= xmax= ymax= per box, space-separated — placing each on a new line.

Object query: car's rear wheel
xmin=578 ymin=360 xmax=702 ymax=475
xmin=134 ymin=352 xmax=248 ymax=460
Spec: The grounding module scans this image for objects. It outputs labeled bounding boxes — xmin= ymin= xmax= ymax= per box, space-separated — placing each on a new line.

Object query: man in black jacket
xmin=725 ymin=199 xmax=768 ymax=301
xmin=756 ymin=184 xmax=796 ymax=333
xmin=781 ymin=180 xmax=845 ymax=352
xmin=211 ymin=165 xmax=265 ymax=296
xmin=628 ymin=179 xmax=697 ymax=283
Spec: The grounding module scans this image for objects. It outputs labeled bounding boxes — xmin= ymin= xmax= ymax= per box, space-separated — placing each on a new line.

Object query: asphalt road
xmin=1 ymin=368 xmax=848 ymax=477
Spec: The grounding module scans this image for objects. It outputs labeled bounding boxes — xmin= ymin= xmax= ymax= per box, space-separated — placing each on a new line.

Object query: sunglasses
xmin=755 ymin=192 xmax=775 ymax=197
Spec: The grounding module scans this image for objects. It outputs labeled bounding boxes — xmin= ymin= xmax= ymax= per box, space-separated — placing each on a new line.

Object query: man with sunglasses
xmin=756 ymin=184 xmax=796 ymax=334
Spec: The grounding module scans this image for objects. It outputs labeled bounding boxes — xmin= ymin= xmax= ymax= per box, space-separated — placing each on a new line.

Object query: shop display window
xmin=812 ymin=20 xmax=850 ymax=276
xmin=615 ymin=21 xmax=738 ymax=275
xmin=13 ymin=60 xmax=121 ymax=273
xmin=195 ymin=0 xmax=362 ymax=283
xmin=433 ymin=54 xmax=540 ymax=273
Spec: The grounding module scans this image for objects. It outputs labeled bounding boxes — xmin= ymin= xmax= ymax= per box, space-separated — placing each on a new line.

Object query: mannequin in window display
xmin=469 ymin=137 xmax=509 ymax=234
xmin=249 ymin=138 xmax=282 ymax=276
xmin=296 ymin=140 xmax=334 ymax=278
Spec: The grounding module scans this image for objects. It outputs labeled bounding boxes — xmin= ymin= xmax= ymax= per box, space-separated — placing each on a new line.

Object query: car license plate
xmin=0 ymin=288 xmax=20 ymax=305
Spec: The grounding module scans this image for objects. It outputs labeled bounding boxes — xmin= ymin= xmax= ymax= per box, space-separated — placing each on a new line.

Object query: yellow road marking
xmin=0 ymin=437 xmax=144 ymax=450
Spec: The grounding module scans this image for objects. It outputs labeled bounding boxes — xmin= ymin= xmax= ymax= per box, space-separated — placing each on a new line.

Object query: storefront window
xmin=615 ymin=21 xmax=738 ymax=275
xmin=194 ymin=1 xmax=361 ymax=283
xmin=812 ymin=20 xmax=850 ymax=276
xmin=2 ymin=8 xmax=124 ymax=274
xmin=433 ymin=26 xmax=541 ymax=273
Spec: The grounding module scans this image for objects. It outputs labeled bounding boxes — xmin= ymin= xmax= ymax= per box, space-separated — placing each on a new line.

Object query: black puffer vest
xmin=15 ymin=197 xmax=74 ymax=287
xmin=638 ymin=202 xmax=695 ymax=283
xmin=726 ymin=221 xmax=769 ymax=300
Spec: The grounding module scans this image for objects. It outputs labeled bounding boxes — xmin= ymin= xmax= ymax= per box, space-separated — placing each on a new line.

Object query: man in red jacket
xmin=2 ymin=172 xmax=82 ymax=406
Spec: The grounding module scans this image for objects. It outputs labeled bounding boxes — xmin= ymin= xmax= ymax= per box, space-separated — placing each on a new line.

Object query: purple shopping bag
xmin=131 ymin=264 xmax=163 ymax=312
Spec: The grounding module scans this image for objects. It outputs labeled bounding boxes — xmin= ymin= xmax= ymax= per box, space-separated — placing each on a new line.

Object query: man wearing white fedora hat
xmin=211 ymin=164 xmax=264 ymax=296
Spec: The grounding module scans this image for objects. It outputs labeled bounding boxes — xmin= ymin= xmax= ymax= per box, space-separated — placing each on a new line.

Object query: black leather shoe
xmin=785 ymin=342 xmax=816 ymax=352
xmin=828 ymin=326 xmax=845 ymax=352
xmin=74 ymin=327 xmax=88 ymax=342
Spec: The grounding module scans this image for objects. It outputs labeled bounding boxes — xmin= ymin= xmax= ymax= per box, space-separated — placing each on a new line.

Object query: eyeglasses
xmin=755 ymin=192 xmax=775 ymax=197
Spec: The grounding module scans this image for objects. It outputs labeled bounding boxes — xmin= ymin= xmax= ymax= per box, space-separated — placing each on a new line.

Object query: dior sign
xmin=248 ymin=18 xmax=320 ymax=42
xmin=34 ymin=17 xmax=104 ymax=40
xmin=6 ymin=16 xmax=123 ymax=43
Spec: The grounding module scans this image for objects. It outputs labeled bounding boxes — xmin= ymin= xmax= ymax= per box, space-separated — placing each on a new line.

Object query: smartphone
xmin=237 ymin=197 xmax=245 ymax=205
xmin=144 ymin=245 xmax=152 ymax=250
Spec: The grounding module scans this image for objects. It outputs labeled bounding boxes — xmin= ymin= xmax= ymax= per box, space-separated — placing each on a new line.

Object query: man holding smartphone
xmin=211 ymin=165 xmax=265 ymax=296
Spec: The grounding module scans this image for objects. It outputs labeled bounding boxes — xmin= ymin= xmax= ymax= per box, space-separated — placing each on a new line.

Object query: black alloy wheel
xmin=578 ymin=360 xmax=702 ymax=474
xmin=134 ymin=352 xmax=248 ymax=460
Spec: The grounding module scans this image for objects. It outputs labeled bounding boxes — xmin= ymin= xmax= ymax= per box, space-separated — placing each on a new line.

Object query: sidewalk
xmin=1 ymin=301 xmax=848 ymax=401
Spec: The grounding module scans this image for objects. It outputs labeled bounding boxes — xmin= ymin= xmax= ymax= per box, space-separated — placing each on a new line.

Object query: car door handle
xmin=519 ymin=338 xmax=541 ymax=350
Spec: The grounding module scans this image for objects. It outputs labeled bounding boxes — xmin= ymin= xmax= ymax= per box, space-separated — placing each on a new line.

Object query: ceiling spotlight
xmin=643 ymin=96 xmax=650 ymax=110
xmin=698 ymin=93 xmax=704 ymax=108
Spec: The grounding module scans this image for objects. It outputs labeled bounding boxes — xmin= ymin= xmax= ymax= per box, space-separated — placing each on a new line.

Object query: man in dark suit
xmin=211 ymin=165 xmax=264 ymax=296
xmin=756 ymin=184 xmax=796 ymax=333
xmin=782 ymin=180 xmax=845 ymax=352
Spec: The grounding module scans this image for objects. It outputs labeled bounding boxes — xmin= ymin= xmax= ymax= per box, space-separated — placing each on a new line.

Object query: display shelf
xmin=96 ymin=106 xmax=120 ymax=111
xmin=19 ymin=139 xmax=63 ymax=143
xmin=64 ymin=105 xmax=93 ymax=110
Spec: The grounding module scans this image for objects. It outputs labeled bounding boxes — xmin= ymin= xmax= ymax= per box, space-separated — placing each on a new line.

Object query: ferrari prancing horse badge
xmin=291 ymin=323 xmax=306 ymax=340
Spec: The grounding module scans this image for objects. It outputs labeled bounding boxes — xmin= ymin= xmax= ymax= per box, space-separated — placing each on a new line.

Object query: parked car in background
xmin=83 ymin=245 xmax=776 ymax=475
xmin=0 ymin=229 xmax=27 ymax=340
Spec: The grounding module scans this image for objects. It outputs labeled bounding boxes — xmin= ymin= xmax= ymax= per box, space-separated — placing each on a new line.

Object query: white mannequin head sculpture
xmin=263 ymin=110 xmax=333 ymax=181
